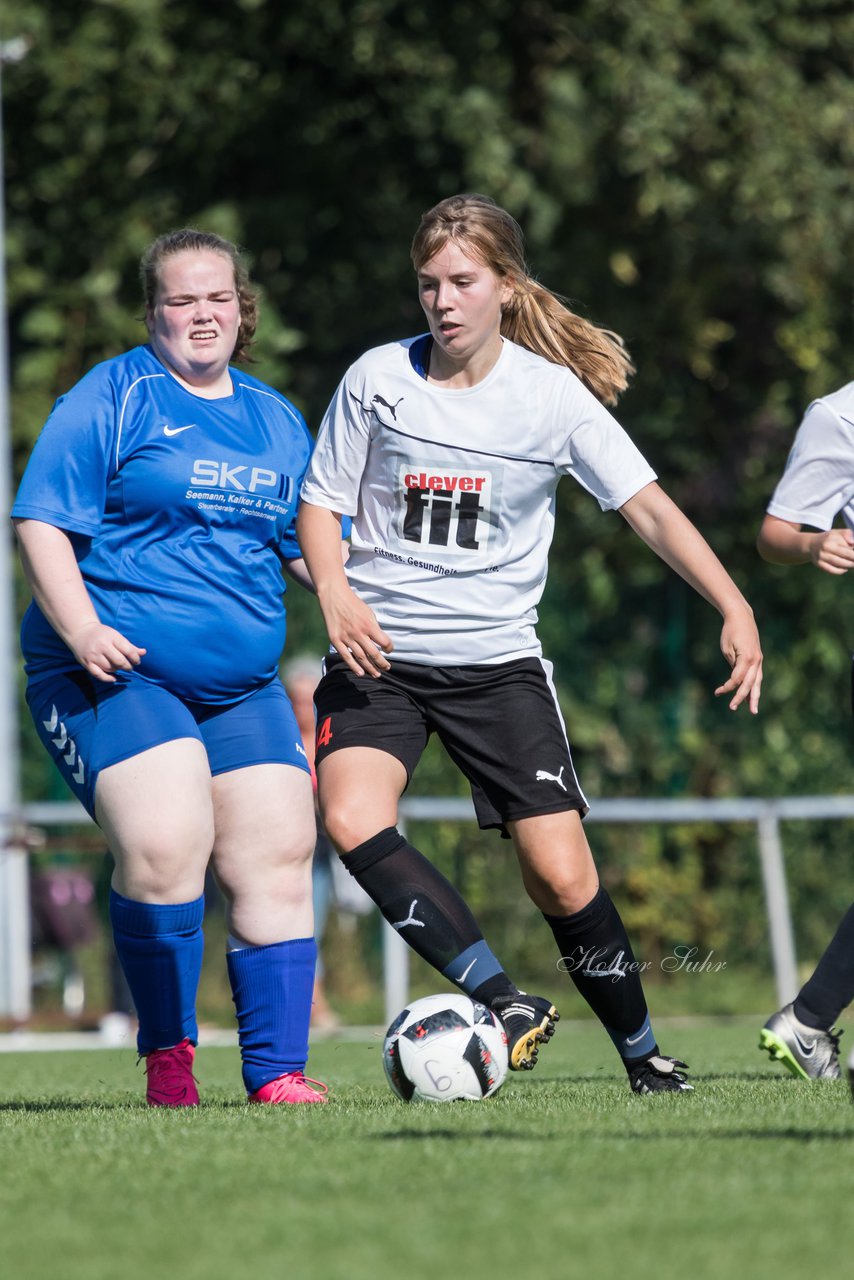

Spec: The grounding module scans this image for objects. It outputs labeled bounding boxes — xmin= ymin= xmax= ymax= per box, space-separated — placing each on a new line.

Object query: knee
xmin=223 ymin=826 xmax=317 ymax=903
xmin=285 ymin=827 xmax=317 ymax=871
xmin=319 ymin=796 xmax=380 ymax=853
xmin=217 ymin=851 xmax=314 ymax=923
xmin=100 ymin=803 xmax=214 ymax=902
xmin=272 ymin=806 xmax=318 ymax=869
xmin=112 ymin=841 xmax=210 ymax=902
xmin=522 ymin=864 xmax=600 ymax=917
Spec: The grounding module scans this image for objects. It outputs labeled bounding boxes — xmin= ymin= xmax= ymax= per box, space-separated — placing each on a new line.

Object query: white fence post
xmin=756 ymin=805 xmax=799 ymax=1005
xmin=0 ymin=842 xmax=29 ymax=1021
xmin=381 ymin=817 xmax=411 ymax=1028
xmin=0 ymin=52 xmax=28 ymax=1020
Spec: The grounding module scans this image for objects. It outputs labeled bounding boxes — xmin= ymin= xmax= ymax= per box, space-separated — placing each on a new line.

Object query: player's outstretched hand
xmin=809 ymin=528 xmax=854 ymax=575
xmin=319 ymin=582 xmax=393 ymax=678
xmin=69 ymin=621 xmax=147 ymax=683
xmin=715 ymin=607 xmax=763 ymax=714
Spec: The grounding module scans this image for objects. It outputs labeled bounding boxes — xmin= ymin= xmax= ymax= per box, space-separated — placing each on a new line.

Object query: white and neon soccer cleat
xmin=759 ymin=1003 xmax=842 ymax=1080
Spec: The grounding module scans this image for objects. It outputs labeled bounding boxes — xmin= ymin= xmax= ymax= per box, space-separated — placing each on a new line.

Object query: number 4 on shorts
xmin=316 ymin=716 xmax=333 ymax=749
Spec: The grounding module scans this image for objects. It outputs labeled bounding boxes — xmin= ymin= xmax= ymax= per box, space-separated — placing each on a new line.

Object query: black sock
xmin=342 ymin=827 xmax=516 ymax=1001
xmin=544 ymin=886 xmax=656 ymax=1063
xmin=794 ymin=902 xmax=854 ymax=1029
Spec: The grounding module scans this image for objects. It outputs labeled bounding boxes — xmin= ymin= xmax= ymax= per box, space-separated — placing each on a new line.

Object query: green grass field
xmin=1 ymin=1020 xmax=852 ymax=1280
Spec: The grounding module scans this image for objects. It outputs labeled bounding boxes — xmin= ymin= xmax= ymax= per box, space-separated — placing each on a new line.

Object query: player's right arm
xmin=14 ymin=519 xmax=146 ymax=682
xmin=295 ymin=502 xmax=392 ymax=678
xmin=757 ymin=514 xmax=854 ymax=575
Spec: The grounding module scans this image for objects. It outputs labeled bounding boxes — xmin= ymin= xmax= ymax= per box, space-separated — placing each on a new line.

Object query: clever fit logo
xmin=399 ymin=464 xmax=493 ymax=552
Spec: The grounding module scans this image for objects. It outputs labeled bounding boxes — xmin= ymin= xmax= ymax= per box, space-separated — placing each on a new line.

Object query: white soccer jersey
xmin=767 ymin=381 xmax=854 ymax=532
xmin=302 ymin=337 xmax=657 ymax=664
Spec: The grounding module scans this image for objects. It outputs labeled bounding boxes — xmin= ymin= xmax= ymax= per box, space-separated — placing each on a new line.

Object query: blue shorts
xmin=26 ymin=670 xmax=310 ymax=819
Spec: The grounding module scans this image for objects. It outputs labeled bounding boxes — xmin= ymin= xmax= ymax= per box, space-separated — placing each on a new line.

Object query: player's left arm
xmin=619 ymin=480 xmax=763 ymax=714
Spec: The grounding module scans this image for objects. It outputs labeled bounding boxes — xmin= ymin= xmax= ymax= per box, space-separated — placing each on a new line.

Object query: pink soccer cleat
xmin=248 ymin=1071 xmax=329 ymax=1104
xmin=145 ymin=1038 xmax=199 ymax=1107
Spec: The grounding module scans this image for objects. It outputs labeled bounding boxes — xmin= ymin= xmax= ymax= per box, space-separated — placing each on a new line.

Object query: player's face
xmin=146 ymin=250 xmax=241 ymax=391
xmin=417 ymin=242 xmax=513 ymax=373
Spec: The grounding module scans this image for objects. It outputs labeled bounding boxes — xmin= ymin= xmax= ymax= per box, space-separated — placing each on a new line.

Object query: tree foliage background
xmin=3 ymin=0 xmax=853 ymax=998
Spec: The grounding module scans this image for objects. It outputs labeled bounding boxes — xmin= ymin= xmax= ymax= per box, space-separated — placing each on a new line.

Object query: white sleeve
xmin=549 ymin=373 xmax=657 ymax=511
xmin=766 ymin=402 xmax=854 ymax=531
xmin=300 ymin=372 xmax=371 ymax=516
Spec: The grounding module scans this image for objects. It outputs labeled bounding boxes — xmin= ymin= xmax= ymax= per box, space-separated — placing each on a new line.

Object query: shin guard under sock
xmin=109 ymin=889 xmax=204 ymax=1056
xmin=544 ymin=885 xmax=656 ymax=1061
xmin=227 ymin=936 xmax=317 ymax=1094
xmin=342 ymin=828 xmax=516 ymax=1001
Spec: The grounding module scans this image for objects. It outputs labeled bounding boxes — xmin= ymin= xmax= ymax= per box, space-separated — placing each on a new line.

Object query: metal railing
xmin=3 ymin=794 xmax=853 ymax=1025
xmin=387 ymin=794 xmax=854 ymax=1027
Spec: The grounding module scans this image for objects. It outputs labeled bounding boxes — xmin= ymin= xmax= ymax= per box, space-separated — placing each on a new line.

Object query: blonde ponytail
xmin=411 ymin=193 xmax=634 ymax=406
xmin=502 ymin=279 xmax=634 ymax=407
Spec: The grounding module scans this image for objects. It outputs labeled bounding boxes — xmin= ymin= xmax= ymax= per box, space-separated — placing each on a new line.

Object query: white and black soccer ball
xmin=382 ymin=992 xmax=509 ymax=1103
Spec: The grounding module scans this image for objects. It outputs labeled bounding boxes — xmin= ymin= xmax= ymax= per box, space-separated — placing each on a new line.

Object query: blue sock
xmin=109 ymin=889 xmax=204 ymax=1055
xmin=605 ymin=1014 xmax=657 ymax=1062
xmin=227 ymin=937 xmax=317 ymax=1094
xmin=443 ymin=940 xmax=507 ymax=996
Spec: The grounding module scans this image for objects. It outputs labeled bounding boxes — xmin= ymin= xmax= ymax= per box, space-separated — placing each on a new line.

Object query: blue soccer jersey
xmin=13 ymin=344 xmax=313 ymax=703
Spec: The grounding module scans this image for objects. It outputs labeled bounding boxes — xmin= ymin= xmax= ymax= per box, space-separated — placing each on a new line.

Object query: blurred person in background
xmin=282 ymin=652 xmax=342 ymax=1031
xmin=12 ymin=229 xmax=327 ymax=1106
xmin=298 ymin=193 xmax=763 ymax=1093
xmin=757 ymin=379 xmax=854 ymax=1089
xmin=95 ymin=850 xmax=137 ymax=1044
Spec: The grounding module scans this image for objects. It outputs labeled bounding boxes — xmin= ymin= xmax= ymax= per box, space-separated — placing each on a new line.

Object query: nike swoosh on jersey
xmin=163 ymin=424 xmax=197 ymax=437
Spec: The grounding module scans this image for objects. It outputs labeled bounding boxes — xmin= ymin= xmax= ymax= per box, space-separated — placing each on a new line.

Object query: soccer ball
xmin=382 ymin=992 xmax=509 ymax=1103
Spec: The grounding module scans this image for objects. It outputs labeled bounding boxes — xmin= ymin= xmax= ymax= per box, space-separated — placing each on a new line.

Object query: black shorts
xmin=313 ymin=655 xmax=588 ymax=832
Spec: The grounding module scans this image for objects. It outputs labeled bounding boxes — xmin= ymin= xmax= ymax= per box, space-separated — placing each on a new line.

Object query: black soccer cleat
xmin=627 ymin=1054 xmax=693 ymax=1095
xmin=490 ymin=992 xmax=559 ymax=1071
